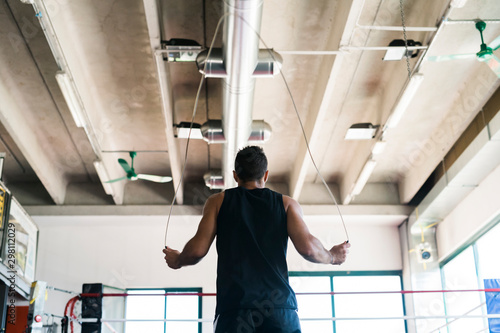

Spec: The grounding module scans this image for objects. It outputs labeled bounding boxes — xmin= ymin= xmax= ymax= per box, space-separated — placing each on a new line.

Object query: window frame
xmin=289 ymin=270 xmax=406 ymax=333
xmin=439 ymin=213 xmax=500 ymax=268
xmin=439 ymin=215 xmax=500 ymax=332
xmin=125 ymin=287 xmax=202 ymax=333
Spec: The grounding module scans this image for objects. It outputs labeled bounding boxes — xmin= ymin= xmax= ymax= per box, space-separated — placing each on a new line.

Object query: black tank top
xmin=215 ymin=187 xmax=298 ymax=315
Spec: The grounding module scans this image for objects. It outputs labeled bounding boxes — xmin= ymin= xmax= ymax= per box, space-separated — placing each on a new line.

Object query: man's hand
xmin=329 ymin=241 xmax=350 ymax=265
xmin=163 ymin=247 xmax=181 ymax=269
xmin=162 ymin=193 xmax=221 ymax=270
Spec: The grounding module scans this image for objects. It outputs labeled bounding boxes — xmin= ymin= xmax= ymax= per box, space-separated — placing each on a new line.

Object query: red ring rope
xmin=79 ymin=288 xmax=500 ymax=298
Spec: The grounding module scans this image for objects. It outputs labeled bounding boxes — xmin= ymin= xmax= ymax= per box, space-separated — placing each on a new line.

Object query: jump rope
xmin=164 ymin=12 xmax=350 ymax=249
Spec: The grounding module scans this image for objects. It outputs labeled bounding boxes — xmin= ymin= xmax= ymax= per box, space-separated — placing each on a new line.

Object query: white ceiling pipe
xmin=221 ymin=0 xmax=263 ymax=189
xmin=356 ymin=25 xmax=438 ymax=32
xmin=144 ymin=0 xmax=184 ymax=204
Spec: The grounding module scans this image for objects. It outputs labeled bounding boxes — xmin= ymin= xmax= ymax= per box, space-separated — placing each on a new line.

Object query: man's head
xmin=234 ymin=146 xmax=268 ymax=183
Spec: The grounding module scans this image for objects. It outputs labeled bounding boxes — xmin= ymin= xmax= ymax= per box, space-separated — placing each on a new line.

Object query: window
xmin=441 ymin=247 xmax=483 ymax=332
xmin=475 ymin=222 xmax=500 ymax=280
xmin=334 ymin=275 xmax=405 ymax=332
xmin=440 ymin=220 xmax=500 ymax=333
xmin=289 ymin=271 xmax=405 ymax=333
xmin=125 ymin=288 xmax=201 ymax=333
xmin=290 ymin=275 xmax=333 ymax=332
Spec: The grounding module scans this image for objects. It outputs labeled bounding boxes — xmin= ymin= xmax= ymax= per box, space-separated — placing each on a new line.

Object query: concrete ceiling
xmin=1 ymin=0 xmax=499 ymax=211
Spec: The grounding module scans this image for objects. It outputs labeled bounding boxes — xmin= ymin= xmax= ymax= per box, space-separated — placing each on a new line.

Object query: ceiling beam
xmin=25 ymin=203 xmax=412 ymax=221
xmin=14 ymin=0 xmax=129 ymax=205
xmin=0 ymin=2 xmax=70 ymax=204
xmin=143 ymin=0 xmax=184 ymax=204
xmin=0 ymin=80 xmax=67 ymax=204
xmin=399 ymin=64 xmax=500 ymax=204
xmin=289 ymin=0 xmax=366 ymax=200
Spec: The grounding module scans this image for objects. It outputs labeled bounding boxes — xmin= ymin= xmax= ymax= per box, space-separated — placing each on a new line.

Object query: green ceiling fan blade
xmin=427 ymin=53 xmax=476 ymax=62
xmin=490 ymin=35 xmax=500 ymax=51
xmin=113 ymin=152 xmax=168 ymax=183
xmin=118 ymin=158 xmax=133 ymax=174
xmin=104 ymin=176 xmax=128 ymax=183
xmin=136 ymin=174 xmax=173 ymax=183
xmin=129 ymin=151 xmax=137 ymax=169
xmin=430 ymin=22 xmax=500 ymax=65
xmin=487 ymin=54 xmax=500 ymax=78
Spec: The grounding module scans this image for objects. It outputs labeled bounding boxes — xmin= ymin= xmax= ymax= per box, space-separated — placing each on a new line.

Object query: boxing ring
xmin=27 ymin=281 xmax=500 ymax=333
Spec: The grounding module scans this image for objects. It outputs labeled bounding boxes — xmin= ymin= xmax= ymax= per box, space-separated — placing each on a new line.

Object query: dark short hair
xmin=234 ymin=146 xmax=268 ymax=182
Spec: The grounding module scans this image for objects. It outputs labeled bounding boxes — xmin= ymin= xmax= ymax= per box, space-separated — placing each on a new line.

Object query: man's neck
xmin=238 ymin=180 xmax=265 ymax=190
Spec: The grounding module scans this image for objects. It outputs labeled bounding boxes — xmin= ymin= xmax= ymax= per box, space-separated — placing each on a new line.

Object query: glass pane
xmin=442 ymin=247 xmax=484 ymax=332
xmin=333 ymin=275 xmax=405 ymax=333
xmin=102 ymin=286 xmax=125 ymax=333
xmin=165 ymin=294 xmax=199 ymax=332
xmin=290 ymin=276 xmax=333 ymax=333
xmin=476 ymin=222 xmax=500 ymax=280
xmin=125 ymin=289 xmax=165 ymax=333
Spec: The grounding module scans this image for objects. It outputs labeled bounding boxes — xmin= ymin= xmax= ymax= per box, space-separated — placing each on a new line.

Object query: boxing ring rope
xmin=46 ymin=287 xmax=499 ymax=332
xmin=45 ymin=313 xmax=500 ymax=323
xmin=473 ymin=329 xmax=490 ymax=333
xmin=427 ymin=301 xmax=487 ymax=333
xmin=79 ymin=287 xmax=500 ymax=298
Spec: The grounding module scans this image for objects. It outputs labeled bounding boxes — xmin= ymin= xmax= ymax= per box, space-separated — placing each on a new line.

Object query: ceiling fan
xmin=427 ymin=20 xmax=500 ymax=77
xmin=105 ymin=151 xmax=173 ymax=183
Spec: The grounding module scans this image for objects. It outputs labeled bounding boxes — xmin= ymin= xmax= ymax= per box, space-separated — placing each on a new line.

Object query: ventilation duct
xmin=204 ymin=171 xmax=224 ymax=190
xmin=247 ymin=120 xmax=272 ymax=143
xmin=253 ymin=49 xmax=283 ymax=77
xmin=201 ymin=120 xmax=271 ymax=144
xmin=201 ymin=120 xmax=225 ymax=143
xmin=197 ymin=49 xmax=283 ymax=78
xmin=220 ymin=0 xmax=264 ymax=189
xmin=196 ymin=0 xmax=279 ymax=189
xmin=196 ymin=49 xmax=226 ymax=78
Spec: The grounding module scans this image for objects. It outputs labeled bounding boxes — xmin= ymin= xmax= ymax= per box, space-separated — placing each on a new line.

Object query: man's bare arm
xmin=164 ymin=192 xmax=223 ymax=269
xmin=284 ymin=196 xmax=349 ymax=265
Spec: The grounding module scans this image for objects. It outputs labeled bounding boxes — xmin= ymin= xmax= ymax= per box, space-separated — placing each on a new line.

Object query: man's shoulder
xmin=281 ymin=194 xmax=298 ymax=212
xmin=208 ymin=191 xmax=225 ymax=203
xmin=281 ymin=193 xmax=292 ymax=202
xmin=204 ymin=192 xmax=225 ymax=215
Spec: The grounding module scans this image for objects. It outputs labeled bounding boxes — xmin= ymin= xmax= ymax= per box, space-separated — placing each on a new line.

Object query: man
xmin=163 ymin=146 xmax=350 ymax=332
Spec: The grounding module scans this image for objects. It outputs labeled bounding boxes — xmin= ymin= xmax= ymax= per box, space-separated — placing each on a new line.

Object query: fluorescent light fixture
xmin=345 ymin=123 xmax=379 ymax=140
xmin=55 ymin=71 xmax=86 ymax=128
xmin=450 ymin=0 xmax=468 ymax=8
xmin=175 ymin=122 xmax=203 ymax=139
xmin=0 ymin=152 xmax=5 ymax=180
xmin=162 ymin=38 xmax=203 ymax=62
xmin=351 ymin=159 xmax=377 ymax=196
xmin=386 ymin=73 xmax=424 ymax=128
xmin=383 ymin=39 xmax=422 ymax=61
xmin=372 ymin=141 xmax=387 ymax=155
xmin=384 ymin=47 xmax=406 ymax=61
xmin=93 ymin=161 xmax=114 ymax=196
